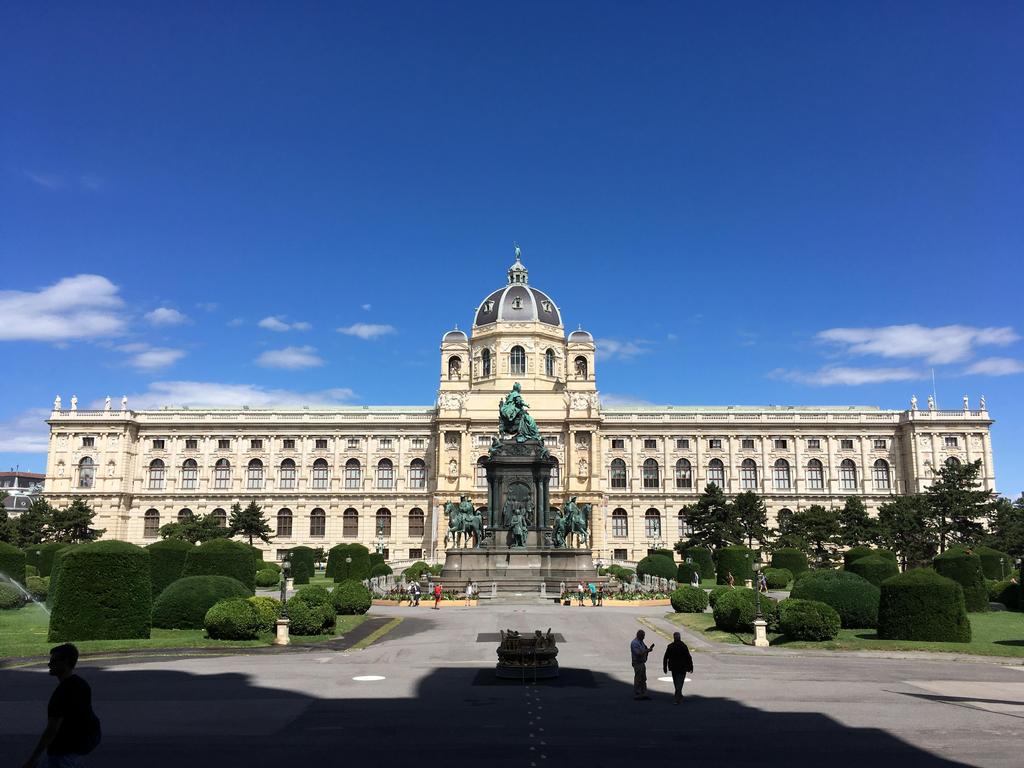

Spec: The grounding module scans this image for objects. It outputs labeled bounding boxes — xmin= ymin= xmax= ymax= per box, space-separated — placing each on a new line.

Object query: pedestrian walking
xmin=432 ymin=583 xmax=443 ymax=609
xmin=726 ymin=571 xmax=735 ymax=588
xmin=630 ymin=630 xmax=655 ymax=700
xmin=663 ymin=631 xmax=694 ymax=704
xmin=577 ymin=581 xmax=585 ymax=606
xmin=410 ymin=582 xmax=421 ymax=606
xmin=588 ymin=582 xmax=597 ymax=606
xmin=758 ymin=571 xmax=768 ymax=593
xmin=23 ymin=643 xmax=101 ymax=768
xmin=690 ymin=570 xmax=700 ymax=589
xmin=597 ymin=584 xmax=604 ymax=606
xmin=465 ymin=581 xmax=474 ymax=606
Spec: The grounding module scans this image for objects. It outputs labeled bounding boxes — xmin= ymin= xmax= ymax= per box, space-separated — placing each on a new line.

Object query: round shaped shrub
xmin=248 ymin=596 xmax=282 ymax=632
xmin=975 ymin=546 xmax=1014 ymax=581
xmin=670 ymin=585 xmax=709 ymax=613
xmin=284 ymin=599 xmax=326 ymax=635
xmin=152 ymin=575 xmax=250 ymax=629
xmin=402 ymin=560 xmax=430 ymax=580
xmin=286 ymin=546 xmax=315 ymax=585
xmin=0 ymin=541 xmax=27 ymax=586
xmin=847 ymin=555 xmax=899 ymax=587
xmin=331 ymin=580 xmax=372 ymax=615
xmin=681 ymin=547 xmax=715 ymax=580
xmin=842 ymin=546 xmax=877 ymax=569
xmin=676 ymin=562 xmax=700 ymax=584
xmin=23 ymin=542 xmax=70 ymax=578
xmin=255 ymin=568 xmax=280 ymax=588
xmin=48 ymin=540 xmax=152 ymax=642
xmin=989 ymin=579 xmax=1020 ymax=611
xmin=708 ymin=585 xmax=732 ymax=609
xmin=716 ymin=546 xmax=754 ymax=585
xmin=770 ymin=548 xmax=808 ymax=578
xmin=370 ymin=563 xmax=393 ymax=578
xmin=790 ymin=570 xmax=880 ymax=628
xmin=877 ymin=569 xmax=971 ymax=642
xmin=25 ymin=564 xmax=39 ymax=578
xmin=0 ymin=581 xmax=26 ymax=609
xmin=146 ymin=539 xmax=194 ymax=597
xmin=637 ymin=554 xmax=677 ymax=581
xmin=933 ymin=550 xmax=988 ymax=612
xmin=293 ymin=584 xmax=332 ymax=609
xmin=204 ymin=598 xmax=260 ymax=640
xmin=259 ymin=560 xmax=282 ymax=574
xmin=712 ymin=587 xmax=778 ymax=632
xmin=778 ymin=598 xmax=841 ymax=641
xmin=762 ymin=567 xmax=793 ymax=590
xmin=182 ymin=539 xmax=255 ymax=592
xmin=607 ymin=565 xmax=635 ymax=583
xmin=26 ymin=575 xmax=49 ymax=601
xmin=328 ymin=543 xmax=371 ymax=582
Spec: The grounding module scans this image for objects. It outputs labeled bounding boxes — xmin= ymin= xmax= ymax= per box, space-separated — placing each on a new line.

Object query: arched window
xmin=247 ymin=459 xmax=264 ymax=490
xmin=612 ymin=508 xmax=628 ymax=537
xmin=312 ymin=458 xmax=329 ymax=489
xmin=675 ymin=459 xmax=693 ymax=489
xmin=148 ymin=459 xmax=166 ymax=490
xmin=78 ymin=457 xmax=95 ymax=489
xmin=448 ymin=355 xmax=462 ymax=380
xmin=310 ymin=508 xmax=326 ymax=537
xmin=773 ymin=459 xmax=791 ymax=490
xmin=481 ymin=348 xmax=491 ymax=377
xmin=181 ymin=459 xmax=198 ymax=490
xmin=574 ymin=356 xmax=588 ymax=378
xmin=873 ymin=459 xmax=891 ymax=490
xmin=212 ymin=508 xmax=227 ymax=527
xmin=279 ymin=458 xmax=296 ymax=489
xmin=806 ymin=459 xmax=824 ymax=490
xmin=740 ymin=459 xmax=758 ymax=490
xmin=343 ymin=508 xmax=359 ymax=537
xmin=677 ymin=509 xmax=691 ymax=538
xmin=944 ymin=456 xmax=961 ymax=468
xmin=644 ymin=508 xmax=661 ymax=539
xmin=144 ymin=509 xmax=160 ymax=538
xmin=177 ymin=508 xmax=193 ymax=522
xmin=510 ymin=345 xmax=526 ymax=375
xmin=276 ymin=508 xmax=292 ymax=538
xmin=642 ymin=458 xmax=660 ymax=489
xmin=376 ymin=508 xmax=392 ymax=537
xmin=840 ymin=459 xmax=858 ymax=491
xmin=214 ymin=459 xmax=231 ymax=489
xmin=545 ymin=348 xmax=555 ymax=377
xmin=409 ymin=459 xmax=426 ymax=489
xmin=376 ymin=459 xmax=394 ymax=489
xmin=777 ymin=508 xmax=794 ymax=533
xmin=409 ymin=507 xmax=425 ymax=537
xmin=610 ymin=458 xmax=627 ymax=489
xmin=707 ymin=459 xmax=726 ymax=491
xmin=550 ymin=457 xmax=561 ymax=488
xmin=344 ymin=458 xmax=361 ymax=489
xmin=476 ymin=456 xmax=488 ymax=488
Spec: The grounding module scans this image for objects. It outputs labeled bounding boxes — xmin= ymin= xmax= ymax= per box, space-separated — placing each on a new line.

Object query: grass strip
xmin=350 ymin=617 xmax=403 ymax=650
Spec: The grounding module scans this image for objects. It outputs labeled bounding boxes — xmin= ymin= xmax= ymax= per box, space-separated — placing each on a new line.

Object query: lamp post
xmin=375 ymin=523 xmax=386 ymax=557
xmin=275 ymin=554 xmax=292 ymax=646
xmin=751 ymin=551 xmax=769 ymax=648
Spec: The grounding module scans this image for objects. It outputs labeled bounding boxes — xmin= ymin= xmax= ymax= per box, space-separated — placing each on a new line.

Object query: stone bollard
xmin=274 ymin=618 xmax=291 ymax=646
xmin=286 ymin=577 xmax=294 ymax=592
xmin=744 ymin=579 xmax=753 ymax=589
xmin=753 ymin=619 xmax=769 ymax=648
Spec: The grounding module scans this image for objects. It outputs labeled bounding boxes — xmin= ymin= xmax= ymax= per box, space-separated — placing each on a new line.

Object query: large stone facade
xmin=43 ymin=254 xmax=996 ymax=564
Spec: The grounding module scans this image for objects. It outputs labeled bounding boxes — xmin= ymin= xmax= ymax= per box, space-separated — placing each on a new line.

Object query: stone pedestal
xmin=286 ymin=578 xmax=294 ymax=592
xmin=753 ymin=618 xmax=769 ymax=648
xmin=274 ymin=618 xmax=291 ymax=646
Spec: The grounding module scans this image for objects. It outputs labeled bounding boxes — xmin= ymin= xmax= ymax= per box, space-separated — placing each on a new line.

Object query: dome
xmin=473 ymin=248 xmax=562 ymax=328
xmin=442 ymin=328 xmax=467 ymax=343
xmin=568 ymin=328 xmax=593 ymax=343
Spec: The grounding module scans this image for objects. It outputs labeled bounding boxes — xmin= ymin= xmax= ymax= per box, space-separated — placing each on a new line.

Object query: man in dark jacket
xmin=24 ymin=643 xmax=101 ymax=767
xmin=662 ymin=632 xmax=694 ymax=704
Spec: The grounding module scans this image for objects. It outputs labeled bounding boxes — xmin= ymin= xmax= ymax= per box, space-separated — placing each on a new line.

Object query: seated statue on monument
xmin=499 ymin=382 xmax=543 ymax=442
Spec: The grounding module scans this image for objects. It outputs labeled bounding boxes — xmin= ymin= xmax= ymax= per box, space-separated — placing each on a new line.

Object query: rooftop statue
xmin=499 ymin=382 xmax=542 ymax=442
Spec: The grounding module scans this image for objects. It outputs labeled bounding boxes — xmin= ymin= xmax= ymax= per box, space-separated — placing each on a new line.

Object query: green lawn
xmin=668 ymin=610 xmax=1024 ymax=657
xmin=0 ymin=604 xmax=367 ymax=660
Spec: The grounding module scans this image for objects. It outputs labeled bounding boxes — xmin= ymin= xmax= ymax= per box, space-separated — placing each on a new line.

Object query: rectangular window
xmin=612 ymin=515 xmax=628 ymax=537
xmin=411 ymin=438 xmax=425 ymax=449
xmin=347 ymin=437 xmax=360 ymax=450
xmin=476 ymin=435 xmax=491 ymax=447
xmin=282 ymin=438 xmax=295 ymax=450
xmin=343 ymin=513 xmax=358 ymax=537
xmin=82 ymin=436 xmax=95 ymax=448
xmin=676 ymin=438 xmax=689 ymax=450
xmin=944 ymin=436 xmax=958 ymax=448
xmin=152 ymin=439 xmax=165 ymax=450
xmin=611 ymin=438 xmax=625 ymax=450
xmin=250 ymin=439 xmax=263 ymax=451
xmin=709 ymin=438 xmax=722 ymax=450
xmin=344 ymin=463 xmax=360 ymax=489
xmin=218 ymin=439 xmax=231 ymax=451
xmin=774 ymin=439 xmax=788 ymax=450
xmin=807 ymin=464 xmax=824 ymax=490
xmin=185 ymin=439 xmax=198 ymax=450
xmin=310 ymin=514 xmax=325 ymax=538
xmin=807 ymin=439 xmax=820 ymax=450
xmin=873 ymin=439 xmax=887 ymax=449
xmin=613 ymin=548 xmax=628 ymax=561
xmin=315 ymin=438 xmax=328 ymax=450
xmin=410 ymin=463 xmax=426 ymax=489
xmin=379 ymin=438 xmax=393 ymax=451
xmin=312 ymin=465 xmax=329 ymax=489
xmin=280 ymin=464 xmax=296 ymax=489
xmin=643 ymin=438 xmax=657 ymax=450
xmin=840 ymin=439 xmax=854 ymax=450
xmin=543 ymin=434 xmax=559 ymax=447
xmin=741 ymin=438 xmax=754 ymax=450
xmin=409 ymin=548 xmax=423 ymax=560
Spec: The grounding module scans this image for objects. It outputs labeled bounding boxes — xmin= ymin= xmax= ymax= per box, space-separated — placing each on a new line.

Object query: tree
xmin=312 ymin=547 xmax=326 ymax=570
xmin=12 ymin=498 xmax=53 ymax=547
xmin=732 ymin=491 xmax=769 ymax=549
xmin=679 ymin=484 xmax=739 ymax=551
xmin=923 ymin=459 xmax=995 ymax=552
xmin=160 ymin=513 xmax=231 ymax=544
xmin=877 ymin=495 xmax=934 ymax=571
xmin=50 ymin=498 xmax=105 ymax=543
xmin=988 ymin=494 xmax=1024 ymax=559
xmin=838 ymin=496 xmax=878 ymax=548
xmin=229 ymin=501 xmax=273 ymax=546
xmin=784 ymin=505 xmax=840 ymax=567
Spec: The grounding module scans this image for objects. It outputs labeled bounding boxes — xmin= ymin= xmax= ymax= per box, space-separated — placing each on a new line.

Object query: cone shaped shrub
xmin=790 ymin=570 xmax=880 ymax=628
xmin=670 ymin=585 xmax=709 ymax=613
xmin=146 ymin=539 xmax=193 ymax=597
xmin=716 ymin=546 xmax=754 ymax=585
xmin=204 ymin=597 xmax=261 ymax=640
xmin=877 ymin=569 xmax=971 ymax=642
xmin=933 ymin=550 xmax=988 ymax=612
xmin=183 ymin=539 xmax=255 ymax=592
xmin=846 ymin=555 xmax=899 ymax=587
xmin=0 ymin=541 xmax=27 ymax=586
xmin=152 ymin=575 xmax=250 ymax=629
xmin=770 ymin=548 xmax=808 ymax=578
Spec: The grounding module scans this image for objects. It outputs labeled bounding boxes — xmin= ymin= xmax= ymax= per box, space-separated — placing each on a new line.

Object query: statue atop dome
xmin=498 ymin=382 xmax=543 ymax=442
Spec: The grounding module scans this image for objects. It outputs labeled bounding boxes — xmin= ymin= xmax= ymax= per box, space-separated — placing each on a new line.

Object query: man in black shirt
xmin=662 ymin=631 xmax=694 ymax=704
xmin=23 ymin=643 xmax=100 ymax=767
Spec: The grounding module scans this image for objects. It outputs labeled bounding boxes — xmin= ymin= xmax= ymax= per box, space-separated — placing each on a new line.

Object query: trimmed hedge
xmin=0 ymin=541 xmax=27 ymax=586
xmin=842 ymin=547 xmax=876 ymax=569
xmin=327 ymin=543 xmax=372 ymax=582
xmin=670 ymin=585 xmax=709 ymax=613
xmin=23 ymin=542 xmax=70 ymax=578
xmin=204 ymin=598 xmax=260 ymax=640
xmin=259 ymin=561 xmax=282 ymax=574
xmin=46 ymin=546 xmax=75 ymax=607
xmin=708 ymin=585 xmax=732 ymax=609
xmin=649 ymin=548 xmax=675 ymax=561
xmin=770 ymin=548 xmax=808 ymax=578
xmin=25 ymin=564 xmax=39 ymax=578
xmin=877 ymin=569 xmax=971 ymax=642
xmin=248 ymin=596 xmax=283 ymax=632
xmin=285 ymin=599 xmax=327 ymax=635
xmin=790 ymin=570 xmax=880 ymax=628
xmin=402 ymin=560 xmax=431 ymax=580
xmin=370 ymin=563 xmax=393 ymax=578
xmin=48 ymin=540 xmax=152 ymax=642
xmin=368 ymin=552 xmax=385 ymax=569
xmin=0 ymin=581 xmax=25 ymax=609
xmin=762 ymin=567 xmax=793 ymax=590
xmin=933 ymin=550 xmax=988 ymax=612
xmin=778 ymin=598 xmax=841 ymax=641
xmin=712 ymin=587 xmax=778 ymax=632
xmin=331 ymin=580 xmax=372 ymax=615
xmin=246 ymin=544 xmax=265 ymax=568
xmin=676 ymin=562 xmax=701 ymax=584
xmin=846 ymin=555 xmax=899 ymax=587
xmin=27 ymin=575 xmax=49 ymax=601
xmin=291 ymin=584 xmax=335 ymax=631
xmin=152 ymin=575 xmax=251 ymax=629
xmin=716 ymin=546 xmax=754 ymax=586
xmin=681 ymin=547 xmax=715 ymax=580
xmin=637 ymin=554 xmax=677 ymax=581
xmin=975 ymin=546 xmax=1014 ymax=581
xmin=989 ymin=579 xmax=1020 ymax=611
xmin=146 ymin=539 xmax=194 ymax=597
xmin=287 ymin=546 xmax=316 ymax=585
xmin=255 ymin=568 xmax=281 ymax=588
xmin=607 ymin=565 xmax=635 ymax=583
xmin=183 ymin=539 xmax=255 ymax=593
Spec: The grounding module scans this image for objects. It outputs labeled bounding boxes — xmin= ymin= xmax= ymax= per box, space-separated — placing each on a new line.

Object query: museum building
xmin=42 ymin=253 xmax=996 ymax=564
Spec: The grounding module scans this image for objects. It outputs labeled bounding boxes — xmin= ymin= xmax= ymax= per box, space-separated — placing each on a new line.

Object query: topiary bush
xmin=370 ymin=563 xmax=393 ymax=577
xmin=46 ymin=546 xmax=76 ymax=607
xmin=204 ymin=598 xmax=261 ymax=640
xmin=0 ymin=541 xmax=27 ymax=586
xmin=246 ymin=544 xmax=265 ymax=569
xmin=285 ymin=599 xmax=328 ymax=635
xmin=762 ymin=567 xmax=793 ymax=590
xmin=331 ymin=580 xmax=373 ymax=615
xmin=712 ymin=587 xmax=778 ymax=632
xmin=25 ymin=564 xmax=39 ymax=578
xmin=842 ymin=546 xmax=877 ymax=569
xmin=975 ymin=546 xmax=1014 ymax=581
xmin=716 ymin=546 xmax=754 ymax=585
xmin=877 ymin=569 xmax=971 ymax=642
xmin=255 ymin=568 xmax=281 ymax=588
xmin=680 ymin=546 xmax=715 ymax=580
xmin=152 ymin=575 xmax=251 ymax=629
xmin=48 ymin=541 xmax=152 ymax=642
xmin=402 ymin=560 xmax=431 ymax=580
xmin=770 ymin=548 xmax=808 ymax=578
xmin=23 ymin=542 xmax=70 ymax=578
xmin=290 ymin=584 xmax=335 ymax=631
xmin=670 ymin=585 xmax=709 ymax=613
xmin=989 ymin=579 xmax=1020 ymax=610
xmin=933 ymin=550 xmax=988 ymax=612
xmin=778 ymin=598 xmax=841 ymax=641
xmin=368 ymin=552 xmax=385 ymax=569
xmin=607 ymin=565 xmax=635 ymax=583
xmin=847 ymin=555 xmax=899 ymax=587
xmin=259 ymin=560 xmax=282 ymax=574
xmin=708 ymin=585 xmax=732 ymax=609
xmin=328 ymin=543 xmax=371 ymax=582
xmin=676 ymin=562 xmax=700 ymax=584
xmin=287 ymin=546 xmax=316 ymax=585
xmin=248 ymin=596 xmax=283 ymax=632
xmin=0 ymin=581 xmax=26 ymax=609
xmin=649 ymin=548 xmax=675 ymax=561
xmin=637 ymin=554 xmax=677 ymax=581
xmin=26 ymin=575 xmax=49 ymax=601
xmin=182 ymin=539 xmax=255 ymax=593
xmin=790 ymin=570 xmax=880 ymax=628
xmin=146 ymin=539 xmax=194 ymax=597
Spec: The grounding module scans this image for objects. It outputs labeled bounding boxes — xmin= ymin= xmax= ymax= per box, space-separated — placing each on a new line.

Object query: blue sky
xmin=1 ymin=3 xmax=1022 ymax=495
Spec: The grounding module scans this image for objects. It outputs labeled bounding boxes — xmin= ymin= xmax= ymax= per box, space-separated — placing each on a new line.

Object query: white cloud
xmin=256 ymin=345 xmax=324 ymax=370
xmin=337 ymin=323 xmax=397 ymax=340
xmin=964 ymin=357 xmax=1024 ymax=376
xmin=0 ymin=274 xmax=126 ymax=341
xmin=25 ymin=171 xmax=65 ymax=189
xmin=227 ymin=318 xmax=244 ymax=328
xmin=126 ymin=381 xmax=357 ymax=409
xmin=769 ymin=366 xmax=921 ymax=386
xmin=145 ymin=307 xmax=188 ymax=326
xmin=258 ymin=316 xmax=311 ymax=332
xmin=817 ymin=324 xmax=1019 ymax=365
xmin=117 ymin=344 xmax=186 ymax=370
xmin=361 ymin=303 xmax=372 ymax=311
xmin=196 ymin=302 xmax=219 ymax=312
xmin=595 ymin=338 xmax=652 ymax=361
xmin=0 ymin=408 xmax=51 ymax=452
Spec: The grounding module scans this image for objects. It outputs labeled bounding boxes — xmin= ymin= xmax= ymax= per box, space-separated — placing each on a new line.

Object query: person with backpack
xmin=410 ymin=582 xmax=421 ymax=607
xmin=23 ymin=643 xmax=101 ymax=767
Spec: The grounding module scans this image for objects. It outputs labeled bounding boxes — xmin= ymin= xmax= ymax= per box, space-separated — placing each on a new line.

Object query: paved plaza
xmin=2 ymin=604 xmax=1024 ymax=767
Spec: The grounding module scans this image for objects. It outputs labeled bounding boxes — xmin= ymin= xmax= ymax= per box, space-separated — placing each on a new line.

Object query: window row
xmin=142 ymin=506 xmax=426 ymax=539
xmin=609 ymin=437 xmax=890 ymax=451
xmin=141 ymin=436 xmax=427 ymax=452
xmin=469 ymin=348 xmax=588 ymax=379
